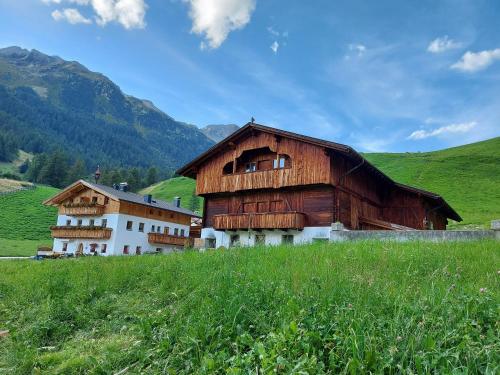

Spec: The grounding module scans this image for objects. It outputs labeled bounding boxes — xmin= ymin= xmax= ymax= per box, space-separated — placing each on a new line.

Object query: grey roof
xmin=89 ymin=182 xmax=200 ymax=217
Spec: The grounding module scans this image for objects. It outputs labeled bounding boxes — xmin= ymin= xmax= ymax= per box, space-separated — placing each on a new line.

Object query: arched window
xmin=273 ymin=154 xmax=291 ymax=169
xmin=223 ymin=161 xmax=234 ymax=175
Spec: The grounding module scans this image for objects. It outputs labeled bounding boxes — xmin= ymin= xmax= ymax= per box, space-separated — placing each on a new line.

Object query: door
xmin=76 ymin=243 xmax=84 ymax=257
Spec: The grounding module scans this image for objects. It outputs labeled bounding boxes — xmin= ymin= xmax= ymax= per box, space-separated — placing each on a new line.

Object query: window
xmin=151 ymin=225 xmax=155 ymax=232
xmin=66 ymin=219 xmax=71 ymax=226
xmin=138 ymin=223 xmax=144 ymax=232
xmin=273 ymin=154 xmax=291 ymax=169
xmin=101 ymin=244 xmax=107 ymax=253
xmin=282 ymin=235 xmax=294 ymax=245
xmin=180 ymin=229 xmax=185 ymax=237
xmin=77 ymin=219 xmax=83 ymax=226
xmin=123 ymin=245 xmax=129 ymax=255
xmin=255 ymin=234 xmax=265 ymax=246
xmin=164 ymin=227 xmax=170 ymax=235
xmin=207 ymin=238 xmax=216 ymax=249
xmin=92 ymin=196 xmax=98 ymax=203
xmin=89 ymin=219 xmax=95 ymax=226
xmin=135 ymin=246 xmax=141 ymax=255
xmin=90 ymin=243 xmax=97 ymax=253
xmin=230 ymin=234 xmax=240 ymax=247
xmin=156 ymin=247 xmax=162 ymax=252
xmin=157 ymin=226 xmax=161 ymax=233
xmin=245 ymin=162 xmax=257 ymax=172
xmin=243 ymin=202 xmax=257 ymax=213
xmin=62 ymin=242 xmax=68 ymax=252
xmin=101 ymin=219 xmax=107 ymax=228
xmin=174 ymin=228 xmax=179 ymax=236
xmin=223 ymin=161 xmax=234 ymax=175
xmin=126 ymin=221 xmax=133 ymax=230
xmin=104 ymin=197 xmax=109 ymax=205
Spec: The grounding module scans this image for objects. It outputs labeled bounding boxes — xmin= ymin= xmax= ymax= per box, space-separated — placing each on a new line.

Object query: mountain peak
xmin=201 ymin=124 xmax=239 ymax=142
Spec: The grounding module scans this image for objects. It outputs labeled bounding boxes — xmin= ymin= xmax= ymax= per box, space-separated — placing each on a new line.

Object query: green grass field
xmin=0 ymin=185 xmax=58 ymax=256
xmin=365 ymin=137 xmax=500 ymax=229
xmin=0 ymin=241 xmax=498 ymax=373
xmin=140 ymin=176 xmax=203 ymax=213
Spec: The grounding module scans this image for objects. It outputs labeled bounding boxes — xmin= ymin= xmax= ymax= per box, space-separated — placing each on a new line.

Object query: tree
xmin=0 ymin=132 xmax=18 ymax=162
xmin=127 ymin=168 xmax=141 ymax=192
xmin=26 ymin=153 xmax=47 ymax=182
xmin=146 ymin=167 xmax=158 ymax=187
xmin=38 ymin=150 xmax=69 ymax=188
xmin=65 ymin=158 xmax=87 ymax=185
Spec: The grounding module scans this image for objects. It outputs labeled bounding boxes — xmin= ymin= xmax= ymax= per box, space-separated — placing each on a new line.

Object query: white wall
xmin=53 ymin=213 xmax=191 ymax=256
xmin=201 ymin=226 xmax=331 ymax=248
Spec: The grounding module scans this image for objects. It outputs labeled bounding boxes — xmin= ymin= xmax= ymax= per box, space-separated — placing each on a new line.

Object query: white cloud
xmin=42 ymin=0 xmax=147 ymax=29
xmin=427 ymin=36 xmax=461 ymax=53
xmin=407 ymin=122 xmax=477 ymax=140
xmin=270 ymin=41 xmax=279 ymax=54
xmin=185 ymin=0 xmax=256 ymax=49
xmin=451 ymin=48 xmax=500 ymax=72
xmin=348 ymin=44 xmax=366 ymax=56
xmin=51 ymin=8 xmax=92 ymax=24
xmin=267 ymin=26 xmax=279 ymax=37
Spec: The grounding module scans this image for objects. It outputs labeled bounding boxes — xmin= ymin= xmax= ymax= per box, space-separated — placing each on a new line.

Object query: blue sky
xmin=0 ymin=0 xmax=499 ymax=152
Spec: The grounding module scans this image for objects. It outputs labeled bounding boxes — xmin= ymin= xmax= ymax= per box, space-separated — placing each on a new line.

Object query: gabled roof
xmin=44 ymin=179 xmax=200 ymax=217
xmin=177 ymin=122 xmax=461 ymax=222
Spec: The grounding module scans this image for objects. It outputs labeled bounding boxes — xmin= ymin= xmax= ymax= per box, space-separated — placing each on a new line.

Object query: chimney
xmin=113 ymin=183 xmax=119 ymax=190
xmin=119 ymin=182 xmax=129 ymax=192
xmin=173 ymin=196 xmax=181 ymax=208
xmin=144 ymin=194 xmax=152 ymax=204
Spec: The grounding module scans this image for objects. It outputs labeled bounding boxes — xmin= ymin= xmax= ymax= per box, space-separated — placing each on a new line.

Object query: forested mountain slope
xmin=0 ymin=46 xmax=214 ymax=172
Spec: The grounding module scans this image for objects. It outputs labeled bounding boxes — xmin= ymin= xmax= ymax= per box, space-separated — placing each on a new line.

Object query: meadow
xmin=0 ymin=240 xmax=498 ymax=373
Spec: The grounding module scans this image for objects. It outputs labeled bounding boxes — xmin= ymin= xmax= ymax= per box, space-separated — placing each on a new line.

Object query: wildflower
xmin=348 ymin=303 xmax=353 ymax=309
xmin=448 ymin=284 xmax=455 ymax=291
xmin=480 ymin=288 xmax=487 ymax=293
xmin=396 ymin=336 xmax=403 ymax=342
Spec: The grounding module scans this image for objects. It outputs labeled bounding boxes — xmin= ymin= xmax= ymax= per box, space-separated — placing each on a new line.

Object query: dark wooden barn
xmin=177 ymin=123 xmax=461 ymax=247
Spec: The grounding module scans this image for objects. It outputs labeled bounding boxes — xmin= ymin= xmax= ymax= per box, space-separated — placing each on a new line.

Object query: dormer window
xmin=245 ymin=162 xmax=257 ymax=172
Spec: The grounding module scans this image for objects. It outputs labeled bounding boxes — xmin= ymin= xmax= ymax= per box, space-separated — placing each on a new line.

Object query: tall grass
xmin=0 ymin=241 xmax=498 ymax=373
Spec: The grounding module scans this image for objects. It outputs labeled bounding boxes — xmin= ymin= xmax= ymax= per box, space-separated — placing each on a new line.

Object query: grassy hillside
xmin=0 ymin=185 xmax=58 ymax=255
xmin=140 ymin=176 xmax=202 ymax=213
xmin=0 ymin=150 xmax=32 ymax=178
xmin=0 ymin=241 xmax=498 ymax=373
xmin=364 ymin=137 xmax=500 ymax=228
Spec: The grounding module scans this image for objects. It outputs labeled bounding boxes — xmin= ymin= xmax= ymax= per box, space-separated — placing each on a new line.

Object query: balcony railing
xmin=50 ymin=225 xmax=112 ymax=239
xmin=213 ymin=212 xmax=306 ymax=230
xmin=61 ymin=203 xmax=105 ymax=216
xmin=148 ymin=233 xmax=187 ymax=246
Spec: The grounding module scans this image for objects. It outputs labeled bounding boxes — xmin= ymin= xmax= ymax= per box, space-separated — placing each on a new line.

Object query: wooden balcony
xmin=213 ymin=212 xmax=306 ymax=230
xmin=61 ymin=203 xmax=105 ymax=216
xmin=197 ymin=168 xmax=329 ymax=194
xmin=50 ymin=225 xmax=112 ymax=239
xmin=148 ymin=233 xmax=187 ymax=246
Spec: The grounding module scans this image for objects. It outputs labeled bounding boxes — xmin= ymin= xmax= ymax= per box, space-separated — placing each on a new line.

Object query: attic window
xmin=273 ymin=154 xmax=291 ymax=169
xmin=223 ymin=161 xmax=234 ymax=175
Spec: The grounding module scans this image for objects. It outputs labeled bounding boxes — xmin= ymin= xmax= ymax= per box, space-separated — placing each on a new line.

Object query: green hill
xmin=0 ymin=184 xmax=58 ymax=256
xmin=140 ymin=176 xmax=203 ymax=214
xmin=364 ymin=137 xmax=500 ymax=229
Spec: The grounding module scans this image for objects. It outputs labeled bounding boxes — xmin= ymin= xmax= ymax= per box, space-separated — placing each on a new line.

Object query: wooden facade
xmin=178 ymin=123 xmax=461 ymax=232
xmin=44 ymin=181 xmax=192 ymax=227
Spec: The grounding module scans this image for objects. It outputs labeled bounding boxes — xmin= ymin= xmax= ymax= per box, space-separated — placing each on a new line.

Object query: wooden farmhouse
xmin=177 ymin=123 xmax=462 ymax=248
xmin=44 ymin=180 xmax=199 ymax=256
